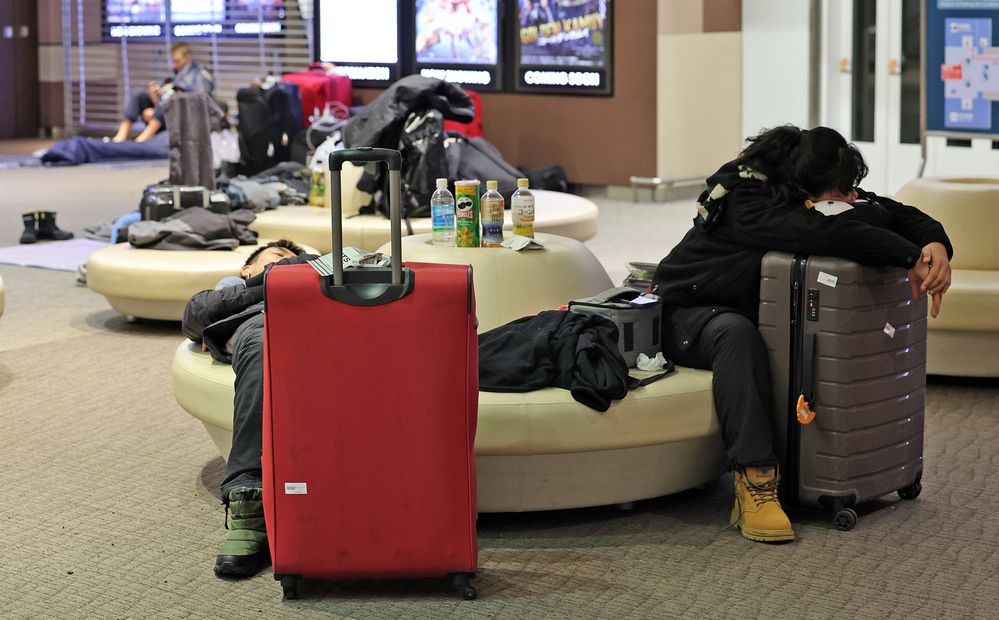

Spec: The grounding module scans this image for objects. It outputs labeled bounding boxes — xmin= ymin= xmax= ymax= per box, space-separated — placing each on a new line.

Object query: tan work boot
xmin=730 ymin=465 xmax=795 ymax=543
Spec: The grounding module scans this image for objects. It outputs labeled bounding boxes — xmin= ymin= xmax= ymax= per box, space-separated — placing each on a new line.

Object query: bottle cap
xmin=486 ymin=180 xmax=498 ymax=190
xmin=436 ymin=178 xmax=448 ymax=189
xmin=517 ymin=178 xmax=529 ymax=188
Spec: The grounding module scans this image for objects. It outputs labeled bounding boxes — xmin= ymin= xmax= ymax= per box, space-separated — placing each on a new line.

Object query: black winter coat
xmin=181 ymin=254 xmax=316 ymax=362
xmin=341 ymin=76 xmax=474 ymax=150
xmin=478 ymin=310 xmax=632 ymax=412
xmin=653 ymin=183 xmax=953 ymax=350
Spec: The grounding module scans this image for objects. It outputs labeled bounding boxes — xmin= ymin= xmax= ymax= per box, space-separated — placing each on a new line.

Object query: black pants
xmin=220 ymin=313 xmax=265 ymax=499
xmin=664 ymin=312 xmax=778 ymax=468
xmin=123 ymin=89 xmax=165 ymax=124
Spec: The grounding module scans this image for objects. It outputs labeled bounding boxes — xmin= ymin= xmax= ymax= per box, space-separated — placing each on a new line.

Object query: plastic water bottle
xmin=511 ymin=177 xmax=535 ymax=238
xmin=480 ymin=180 xmax=505 ymax=248
xmin=431 ymin=178 xmax=456 ymax=247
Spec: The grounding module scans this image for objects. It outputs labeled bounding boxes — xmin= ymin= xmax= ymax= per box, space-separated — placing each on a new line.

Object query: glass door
xmin=821 ymin=0 xmax=923 ymax=196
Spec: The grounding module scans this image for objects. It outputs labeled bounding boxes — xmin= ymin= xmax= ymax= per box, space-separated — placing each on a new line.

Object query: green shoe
xmin=214 ymin=487 xmax=269 ymax=578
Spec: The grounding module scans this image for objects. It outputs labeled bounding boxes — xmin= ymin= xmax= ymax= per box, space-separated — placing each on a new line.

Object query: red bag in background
xmin=444 ymin=89 xmax=483 ymax=137
xmin=282 ymin=63 xmax=352 ymax=127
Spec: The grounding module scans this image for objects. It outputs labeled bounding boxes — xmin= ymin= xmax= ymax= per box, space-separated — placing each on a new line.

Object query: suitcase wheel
xmin=832 ymin=507 xmax=858 ymax=531
xmin=449 ymin=572 xmax=478 ymax=600
xmin=897 ymin=480 xmax=922 ymax=500
xmin=278 ymin=575 xmax=300 ymax=600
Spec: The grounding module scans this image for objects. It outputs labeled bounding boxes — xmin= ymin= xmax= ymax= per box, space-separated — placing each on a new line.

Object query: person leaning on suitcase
xmin=181 ymin=239 xmax=318 ymax=578
xmin=652 ymin=125 xmax=952 ymax=544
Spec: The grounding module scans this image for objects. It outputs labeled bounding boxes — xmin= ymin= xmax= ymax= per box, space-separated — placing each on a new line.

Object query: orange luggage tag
xmin=796 ymin=394 xmax=816 ymax=424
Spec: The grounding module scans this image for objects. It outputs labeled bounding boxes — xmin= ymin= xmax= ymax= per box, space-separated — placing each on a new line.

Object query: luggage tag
xmin=628 ymin=295 xmax=661 ymax=308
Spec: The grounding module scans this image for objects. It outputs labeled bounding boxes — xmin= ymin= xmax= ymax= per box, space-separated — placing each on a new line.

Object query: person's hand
xmin=919 ymin=242 xmax=951 ymax=295
xmin=907 ymin=260 xmax=929 ymax=299
xmin=147 ymin=81 xmax=161 ymax=103
xmin=907 ymin=259 xmax=945 ymax=318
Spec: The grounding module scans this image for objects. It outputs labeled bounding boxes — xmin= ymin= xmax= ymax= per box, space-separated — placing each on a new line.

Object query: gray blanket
xmin=128 ymin=207 xmax=257 ymax=251
xmin=163 ymin=92 xmax=224 ymax=189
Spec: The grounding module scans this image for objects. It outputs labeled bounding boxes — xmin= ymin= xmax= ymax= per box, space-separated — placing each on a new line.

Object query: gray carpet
xmin=0 ymin=163 xmax=998 ymax=619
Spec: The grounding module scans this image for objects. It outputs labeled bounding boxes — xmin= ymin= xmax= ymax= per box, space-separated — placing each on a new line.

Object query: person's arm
xmin=859 ymin=190 xmax=954 ymax=259
xmin=859 ymin=191 xmax=952 ymax=315
xmin=181 ymin=284 xmax=264 ymax=343
xmin=724 ymin=185 xmax=923 ymax=268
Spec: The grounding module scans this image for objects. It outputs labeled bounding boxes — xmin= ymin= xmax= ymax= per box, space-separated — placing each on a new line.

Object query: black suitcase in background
xmin=758 ymin=252 xmax=927 ymax=530
xmin=140 ymin=184 xmax=230 ymax=221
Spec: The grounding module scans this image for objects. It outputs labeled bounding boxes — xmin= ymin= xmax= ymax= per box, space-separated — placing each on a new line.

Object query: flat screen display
xmin=318 ymin=0 xmax=399 ymax=64
xmin=316 ymin=0 xmax=400 ymax=85
xmin=225 ymin=0 xmax=286 ymax=20
xmin=515 ymin=0 xmax=612 ymax=94
xmin=415 ymin=0 xmax=499 ymax=65
xmin=104 ymin=0 xmax=285 ymax=38
xmin=170 ymin=0 xmax=226 ymax=23
xmin=106 ymin=0 xmax=165 ymax=23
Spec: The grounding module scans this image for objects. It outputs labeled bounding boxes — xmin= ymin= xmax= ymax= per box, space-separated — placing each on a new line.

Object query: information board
xmin=925 ymin=0 xmax=999 ymax=136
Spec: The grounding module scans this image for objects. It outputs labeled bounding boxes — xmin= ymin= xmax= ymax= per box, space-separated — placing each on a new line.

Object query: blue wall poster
xmin=925 ymin=1 xmax=999 ymax=135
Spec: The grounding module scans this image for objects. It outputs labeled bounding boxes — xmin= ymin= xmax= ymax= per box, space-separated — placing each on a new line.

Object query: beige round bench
xmin=86 ymin=241 xmax=318 ymax=321
xmin=250 ymin=192 xmax=600 ymax=254
xmin=173 ymin=341 xmax=722 ymax=512
xmin=172 ymin=234 xmax=725 ymax=511
xmin=381 ymin=233 xmax=611 ymax=331
xmin=895 ymin=177 xmax=999 ymax=377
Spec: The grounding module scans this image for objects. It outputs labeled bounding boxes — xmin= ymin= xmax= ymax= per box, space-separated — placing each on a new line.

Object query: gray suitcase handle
xmin=323 ymin=147 xmax=414 ymax=306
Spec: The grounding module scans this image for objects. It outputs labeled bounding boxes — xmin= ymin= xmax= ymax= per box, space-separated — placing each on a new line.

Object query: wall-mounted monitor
xmin=315 ymin=0 xmax=402 ymax=87
xmin=513 ymin=0 xmax=613 ymax=95
xmin=411 ymin=0 xmax=503 ymax=91
xmin=104 ymin=0 xmax=287 ymax=39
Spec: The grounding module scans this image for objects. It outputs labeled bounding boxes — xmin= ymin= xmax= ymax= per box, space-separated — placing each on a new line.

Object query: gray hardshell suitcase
xmin=758 ymin=252 xmax=927 ymax=530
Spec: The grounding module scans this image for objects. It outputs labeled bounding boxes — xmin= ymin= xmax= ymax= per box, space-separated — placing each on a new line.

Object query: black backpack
xmin=358 ymin=109 xmax=448 ymax=220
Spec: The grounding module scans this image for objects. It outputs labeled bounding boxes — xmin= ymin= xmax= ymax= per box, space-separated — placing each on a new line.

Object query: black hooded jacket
xmin=341 ymin=76 xmax=474 ymax=149
xmin=181 ymin=254 xmax=316 ymax=362
xmin=653 ymin=166 xmax=953 ymax=350
xmin=478 ymin=310 xmax=633 ymax=412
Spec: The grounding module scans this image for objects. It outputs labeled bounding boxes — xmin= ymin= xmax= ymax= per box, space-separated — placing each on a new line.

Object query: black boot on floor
xmin=36 ymin=211 xmax=74 ymax=241
xmin=19 ymin=212 xmax=37 ymax=244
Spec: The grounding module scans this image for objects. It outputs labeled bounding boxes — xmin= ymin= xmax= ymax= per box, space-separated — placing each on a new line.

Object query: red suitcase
xmin=444 ymin=89 xmax=483 ymax=137
xmin=282 ymin=64 xmax=352 ymax=125
xmin=261 ymin=147 xmax=479 ymax=600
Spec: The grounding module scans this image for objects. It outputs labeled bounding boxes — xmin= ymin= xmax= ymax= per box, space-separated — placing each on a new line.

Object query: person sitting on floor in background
xmin=112 ymin=42 xmax=215 ymax=143
xmin=653 ymin=125 xmax=953 ymax=544
xmin=181 ymin=239 xmax=315 ymax=578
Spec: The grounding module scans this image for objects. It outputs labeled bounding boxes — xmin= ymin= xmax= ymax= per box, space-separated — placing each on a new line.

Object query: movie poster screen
xmin=416 ymin=0 xmax=499 ymax=66
xmin=518 ymin=0 xmax=609 ymax=67
xmin=106 ymin=0 xmax=165 ymax=23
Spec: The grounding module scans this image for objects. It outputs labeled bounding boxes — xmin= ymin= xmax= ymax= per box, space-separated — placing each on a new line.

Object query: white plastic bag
xmin=211 ymin=129 xmax=241 ymax=169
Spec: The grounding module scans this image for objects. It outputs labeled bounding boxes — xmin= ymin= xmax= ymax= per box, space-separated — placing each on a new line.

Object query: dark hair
xmin=243 ymin=239 xmax=306 ymax=268
xmin=735 ymin=125 xmax=868 ymax=204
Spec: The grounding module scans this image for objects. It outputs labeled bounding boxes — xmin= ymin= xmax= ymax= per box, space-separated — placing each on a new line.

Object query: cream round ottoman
xmin=172 ymin=235 xmax=726 ymax=511
xmin=172 ymin=340 xmax=723 ymax=512
xmin=378 ymin=233 xmax=612 ymax=332
xmin=895 ymin=177 xmax=999 ymax=377
xmin=250 ymin=190 xmax=600 ymax=254
xmin=87 ymin=241 xmax=317 ymax=321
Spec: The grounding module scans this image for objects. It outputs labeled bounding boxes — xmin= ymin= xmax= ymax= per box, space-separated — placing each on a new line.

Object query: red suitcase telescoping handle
xmin=325 ymin=147 xmax=414 ymax=306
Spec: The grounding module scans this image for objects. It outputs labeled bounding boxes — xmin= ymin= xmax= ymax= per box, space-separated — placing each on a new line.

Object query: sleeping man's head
xmin=241 ymin=240 xmax=306 ymax=279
